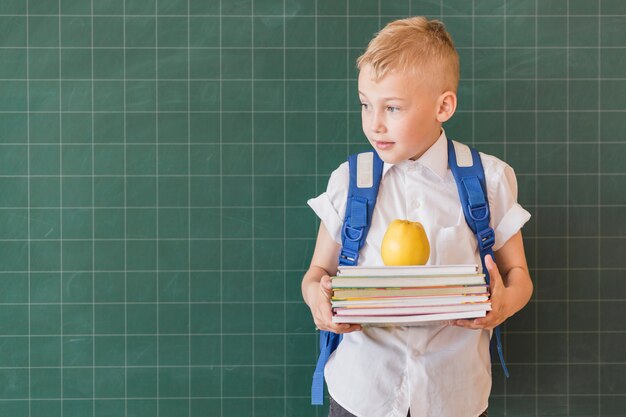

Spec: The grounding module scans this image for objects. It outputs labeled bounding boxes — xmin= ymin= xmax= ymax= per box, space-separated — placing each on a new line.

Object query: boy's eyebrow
xmin=358 ymin=91 xmax=407 ymax=101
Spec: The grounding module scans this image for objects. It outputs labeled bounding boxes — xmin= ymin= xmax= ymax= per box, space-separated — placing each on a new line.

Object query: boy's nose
xmin=370 ymin=112 xmax=386 ymax=134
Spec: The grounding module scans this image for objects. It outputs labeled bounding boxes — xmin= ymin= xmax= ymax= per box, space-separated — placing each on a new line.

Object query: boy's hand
xmin=450 ymin=254 xmax=510 ymax=330
xmin=311 ymin=275 xmax=362 ymax=334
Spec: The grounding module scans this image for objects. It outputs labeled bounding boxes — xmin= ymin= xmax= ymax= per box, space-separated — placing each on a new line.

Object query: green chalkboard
xmin=1 ymin=0 xmax=625 ymax=416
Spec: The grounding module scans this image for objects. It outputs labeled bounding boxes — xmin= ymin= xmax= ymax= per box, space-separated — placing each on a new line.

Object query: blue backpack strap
xmin=447 ymin=139 xmax=510 ymax=378
xmin=311 ymin=330 xmax=342 ymax=405
xmin=339 ymin=151 xmax=384 ymax=266
xmin=311 ymin=150 xmax=384 ymax=405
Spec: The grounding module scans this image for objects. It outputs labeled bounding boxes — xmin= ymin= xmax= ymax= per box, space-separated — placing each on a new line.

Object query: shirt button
xmin=412 ymin=200 xmax=420 ymax=208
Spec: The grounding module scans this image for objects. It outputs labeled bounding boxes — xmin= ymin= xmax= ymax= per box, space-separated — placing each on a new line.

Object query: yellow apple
xmin=381 ymin=219 xmax=430 ymax=266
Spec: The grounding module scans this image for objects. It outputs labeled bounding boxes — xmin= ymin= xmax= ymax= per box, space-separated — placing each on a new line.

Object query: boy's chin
xmin=373 ymin=151 xmax=403 ymax=165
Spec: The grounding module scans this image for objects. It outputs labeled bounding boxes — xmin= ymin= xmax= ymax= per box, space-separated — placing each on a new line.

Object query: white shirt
xmin=307 ymin=131 xmax=531 ymax=417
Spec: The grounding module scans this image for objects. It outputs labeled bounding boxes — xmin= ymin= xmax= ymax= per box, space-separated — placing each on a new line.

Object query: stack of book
xmin=331 ymin=264 xmax=490 ymax=326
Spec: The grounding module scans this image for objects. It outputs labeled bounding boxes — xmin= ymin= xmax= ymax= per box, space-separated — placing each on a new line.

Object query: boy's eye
xmin=360 ymin=103 xmax=369 ymax=110
xmin=387 ymin=106 xmax=400 ymax=113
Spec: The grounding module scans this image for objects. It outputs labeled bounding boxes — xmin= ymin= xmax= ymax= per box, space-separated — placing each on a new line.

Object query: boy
xmin=302 ymin=17 xmax=533 ymax=417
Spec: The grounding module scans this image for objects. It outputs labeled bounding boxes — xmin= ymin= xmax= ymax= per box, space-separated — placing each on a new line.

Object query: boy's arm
xmin=452 ymin=230 xmax=533 ymax=329
xmin=302 ymin=223 xmax=362 ymax=333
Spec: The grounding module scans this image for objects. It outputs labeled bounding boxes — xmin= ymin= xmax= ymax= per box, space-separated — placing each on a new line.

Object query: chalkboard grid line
xmin=219 ymin=0 xmax=224 ymax=415
xmin=344 ymin=0 xmax=348 ymax=275
xmin=3 ymin=141 xmax=626 ymax=150
xmin=27 ymin=171 xmax=609 ymax=177
xmin=123 ymin=0 xmax=129 ymax=415
xmin=3 ymin=44 xmax=626 ymax=55
xmin=91 ymin=0 xmax=96 ymax=415
xmin=4 ymin=359 xmax=626 ymax=369
xmin=57 ymin=1 xmax=65 ymax=414
xmin=3 ymin=298 xmax=626 ymax=307
xmin=0 ymin=327 xmax=623 ymax=337
xmin=155 ymin=1 xmax=161 ymax=415
xmin=186 ymin=0 xmax=192 ymax=416
xmin=502 ymin=0 xmax=508 ymax=162
xmin=315 ymin=1 xmax=320 ymax=415
xmin=3 ymin=329 xmax=626 ymax=341
xmin=566 ymin=2 xmax=571 ymax=416
xmin=251 ymin=1 xmax=257 ymax=416
xmin=596 ymin=2 xmax=602 ymax=416
xmin=3 ymin=74 xmax=626 ymax=84
xmin=0 ymin=364 xmax=388 ymax=371
xmin=282 ymin=0 xmax=289 ymax=414
xmin=6 ymin=202 xmax=626 ymax=212
xmin=9 ymin=45 xmax=626 ymax=52
xmin=314 ymin=0 xmax=318 ymax=253
xmin=3 ymin=265 xmax=626 ymax=272
xmin=5 ymin=13 xmax=626 ymax=18
xmin=7 ymin=171 xmax=626 ymax=179
xmin=26 ymin=1 xmax=32 ymax=416
xmin=471 ymin=0 xmax=475 ymax=153
xmin=4 ymin=44 xmax=626 ymax=50
xmin=5 ymin=74 xmax=626 ymax=80
xmin=501 ymin=2 xmax=510 ymax=408
xmin=532 ymin=1 xmax=538 ymax=415
xmin=2 ymin=146 xmax=626 ymax=160
xmin=5 ymin=108 xmax=626 ymax=113
xmin=1 ymin=393 xmax=625 ymax=401
xmin=4 ymin=393 xmax=625 ymax=401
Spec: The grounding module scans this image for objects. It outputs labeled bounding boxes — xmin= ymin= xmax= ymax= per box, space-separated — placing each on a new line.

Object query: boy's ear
xmin=435 ymin=91 xmax=457 ymax=123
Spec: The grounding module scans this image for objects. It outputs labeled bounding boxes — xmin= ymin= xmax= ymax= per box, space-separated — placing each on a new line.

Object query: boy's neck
xmin=409 ymin=128 xmax=444 ymax=161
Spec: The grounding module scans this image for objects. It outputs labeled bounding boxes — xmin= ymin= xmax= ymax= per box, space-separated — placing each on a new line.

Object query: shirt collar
xmin=381 ymin=129 xmax=449 ymax=180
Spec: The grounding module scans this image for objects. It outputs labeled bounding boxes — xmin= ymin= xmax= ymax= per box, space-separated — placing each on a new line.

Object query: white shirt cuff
xmin=493 ymin=203 xmax=531 ymax=251
xmin=307 ymin=193 xmax=344 ymax=244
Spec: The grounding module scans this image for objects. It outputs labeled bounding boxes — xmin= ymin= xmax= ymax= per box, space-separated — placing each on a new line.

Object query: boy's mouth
xmin=374 ymin=140 xmax=394 ymax=150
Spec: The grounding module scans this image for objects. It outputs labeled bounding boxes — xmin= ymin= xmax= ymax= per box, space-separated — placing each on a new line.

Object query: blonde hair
xmin=357 ymin=16 xmax=460 ymax=93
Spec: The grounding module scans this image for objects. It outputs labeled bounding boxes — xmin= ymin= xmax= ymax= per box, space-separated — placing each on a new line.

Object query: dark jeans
xmin=328 ymin=396 xmax=488 ymax=417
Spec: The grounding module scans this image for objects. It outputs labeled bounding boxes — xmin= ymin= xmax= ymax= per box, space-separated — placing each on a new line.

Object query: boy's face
xmin=358 ymin=65 xmax=445 ymax=164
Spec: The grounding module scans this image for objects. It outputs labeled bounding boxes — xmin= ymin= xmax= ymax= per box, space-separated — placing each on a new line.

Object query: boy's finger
xmin=320 ymin=275 xmax=333 ymax=291
xmin=485 ymin=256 xmax=496 ymax=274
xmin=330 ymin=323 xmax=353 ymax=333
xmin=485 ymin=255 xmax=502 ymax=288
xmin=453 ymin=318 xmax=488 ymax=330
xmin=319 ymin=302 xmax=333 ymax=319
xmin=319 ymin=280 xmax=333 ymax=301
xmin=319 ymin=284 xmax=331 ymax=301
xmin=343 ymin=324 xmax=362 ymax=333
xmin=320 ymin=307 xmax=350 ymax=331
xmin=473 ymin=317 xmax=486 ymax=326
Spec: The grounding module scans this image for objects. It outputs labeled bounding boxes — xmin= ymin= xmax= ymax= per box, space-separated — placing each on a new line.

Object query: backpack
xmin=311 ymin=138 xmax=509 ymax=405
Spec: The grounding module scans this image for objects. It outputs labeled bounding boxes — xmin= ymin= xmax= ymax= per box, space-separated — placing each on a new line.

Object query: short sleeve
xmin=487 ymin=162 xmax=531 ymax=251
xmin=306 ymin=162 xmax=349 ymax=245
